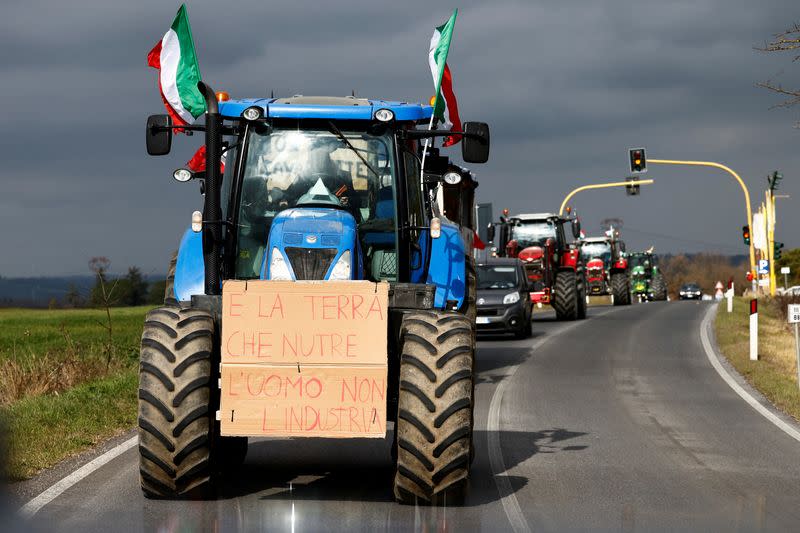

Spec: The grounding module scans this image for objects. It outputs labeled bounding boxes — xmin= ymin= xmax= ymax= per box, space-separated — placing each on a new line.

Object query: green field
xmin=0 ymin=306 xmax=150 ymax=480
xmin=715 ymin=297 xmax=800 ymax=423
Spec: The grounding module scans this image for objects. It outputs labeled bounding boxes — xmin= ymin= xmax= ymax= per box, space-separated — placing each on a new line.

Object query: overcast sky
xmin=1 ymin=0 xmax=799 ymax=276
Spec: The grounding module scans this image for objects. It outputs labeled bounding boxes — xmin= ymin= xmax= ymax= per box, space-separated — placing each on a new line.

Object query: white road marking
xmin=700 ymin=305 xmax=800 ymax=443
xmin=487 ymin=308 xmax=618 ymax=533
xmin=18 ymin=435 xmax=137 ymax=518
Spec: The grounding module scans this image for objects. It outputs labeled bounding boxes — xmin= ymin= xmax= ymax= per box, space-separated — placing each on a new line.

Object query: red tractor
xmin=489 ymin=212 xmax=586 ymax=320
xmin=578 ymin=232 xmax=631 ymax=305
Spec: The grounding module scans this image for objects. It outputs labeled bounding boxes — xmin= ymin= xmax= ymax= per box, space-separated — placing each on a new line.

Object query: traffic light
xmin=629 ymin=148 xmax=647 ymax=174
xmin=742 ymin=225 xmax=750 ymax=245
xmin=626 ymin=176 xmax=640 ymax=196
xmin=775 ymin=241 xmax=784 ymax=259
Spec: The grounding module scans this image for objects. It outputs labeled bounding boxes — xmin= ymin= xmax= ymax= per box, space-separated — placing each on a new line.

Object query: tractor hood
xmin=263 ymin=207 xmax=361 ymax=280
xmin=518 ymin=246 xmax=544 ymax=262
xmin=586 ymin=258 xmax=604 ymax=270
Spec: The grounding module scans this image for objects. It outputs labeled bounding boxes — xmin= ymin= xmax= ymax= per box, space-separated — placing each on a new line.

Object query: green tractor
xmin=627 ymin=250 xmax=667 ymax=301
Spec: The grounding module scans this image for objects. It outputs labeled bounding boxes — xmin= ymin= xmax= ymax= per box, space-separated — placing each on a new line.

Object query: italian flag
xmin=147 ymin=5 xmax=206 ymax=129
xmin=428 ymin=9 xmax=462 ymax=147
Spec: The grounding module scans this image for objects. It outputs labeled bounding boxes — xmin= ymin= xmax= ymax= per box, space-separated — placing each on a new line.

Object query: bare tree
xmin=88 ymin=256 xmax=117 ymax=368
xmin=756 ymin=23 xmax=800 ymax=118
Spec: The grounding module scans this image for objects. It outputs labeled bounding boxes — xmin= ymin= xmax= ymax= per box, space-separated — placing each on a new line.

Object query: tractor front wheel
xmin=553 ymin=270 xmax=579 ymax=320
xmin=138 ymin=306 xmax=215 ymax=499
xmin=394 ymin=311 xmax=475 ymax=505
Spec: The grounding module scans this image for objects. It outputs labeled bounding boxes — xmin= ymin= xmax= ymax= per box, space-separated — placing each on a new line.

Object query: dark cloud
xmin=1 ymin=0 xmax=798 ymax=275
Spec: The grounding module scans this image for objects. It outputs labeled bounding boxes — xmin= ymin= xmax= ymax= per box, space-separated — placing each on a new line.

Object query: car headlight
xmin=268 ymin=248 xmax=293 ymax=280
xmin=503 ymin=292 xmax=520 ymax=305
xmin=328 ymin=250 xmax=351 ymax=280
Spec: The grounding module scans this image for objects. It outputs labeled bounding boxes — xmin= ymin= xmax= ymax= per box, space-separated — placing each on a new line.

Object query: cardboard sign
xmin=221 ymin=280 xmax=388 ymax=365
xmin=220 ymin=364 xmax=387 ymax=437
xmin=220 ymin=280 xmax=389 ymax=438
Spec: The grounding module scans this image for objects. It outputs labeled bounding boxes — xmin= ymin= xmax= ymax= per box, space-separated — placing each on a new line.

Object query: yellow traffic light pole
xmin=648 ymin=159 xmax=755 ymax=279
xmin=767 ymin=190 xmax=776 ymax=296
xmin=559 ymin=179 xmax=655 ymax=216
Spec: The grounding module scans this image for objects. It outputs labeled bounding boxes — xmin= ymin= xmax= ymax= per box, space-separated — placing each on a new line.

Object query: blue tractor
xmin=141 ymin=87 xmax=490 ymax=504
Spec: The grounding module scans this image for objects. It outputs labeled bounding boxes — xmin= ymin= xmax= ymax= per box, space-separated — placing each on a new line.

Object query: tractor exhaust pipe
xmin=198 ymin=82 xmax=222 ymax=296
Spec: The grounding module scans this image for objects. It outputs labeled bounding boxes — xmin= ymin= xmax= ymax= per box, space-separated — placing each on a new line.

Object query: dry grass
xmin=715 ymin=297 xmax=800 ymax=421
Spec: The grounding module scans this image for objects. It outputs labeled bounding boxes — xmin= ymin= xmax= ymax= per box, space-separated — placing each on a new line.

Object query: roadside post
xmin=725 ymin=281 xmax=734 ymax=313
xmin=789 ymin=304 xmax=800 ymax=389
xmin=750 ymin=299 xmax=758 ymax=361
xmin=782 ymin=266 xmax=790 ymax=291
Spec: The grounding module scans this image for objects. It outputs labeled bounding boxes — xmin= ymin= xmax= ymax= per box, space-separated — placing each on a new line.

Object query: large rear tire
xmin=611 ymin=273 xmax=631 ymax=306
xmin=652 ymin=274 xmax=667 ymax=301
xmin=138 ymin=306 xmax=215 ymax=499
xmin=577 ymin=273 xmax=587 ymax=319
xmin=553 ymin=270 xmax=578 ymax=320
xmin=394 ymin=311 xmax=474 ymax=505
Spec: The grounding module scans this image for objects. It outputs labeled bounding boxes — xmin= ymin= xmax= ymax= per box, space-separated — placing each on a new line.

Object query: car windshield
xmin=580 ymin=242 xmax=612 ymax=266
xmin=234 ymin=126 xmax=397 ymax=278
xmin=511 ymin=220 xmax=556 ymax=247
xmin=682 ymin=284 xmax=700 ymax=291
xmin=477 ymin=265 xmax=519 ymax=290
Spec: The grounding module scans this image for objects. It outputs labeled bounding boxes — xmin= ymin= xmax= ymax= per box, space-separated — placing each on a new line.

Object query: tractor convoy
xmin=139 ymin=10 xmax=674 ymax=508
xmin=488 ymin=212 xmax=587 ymax=320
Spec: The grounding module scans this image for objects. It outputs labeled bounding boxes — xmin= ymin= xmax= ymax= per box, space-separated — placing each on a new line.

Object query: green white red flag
xmin=428 ymin=9 xmax=462 ymax=146
xmin=147 ymin=5 xmax=206 ymax=130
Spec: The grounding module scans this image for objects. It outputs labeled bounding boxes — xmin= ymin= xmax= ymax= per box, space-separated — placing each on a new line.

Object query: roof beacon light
xmin=443 ymin=171 xmax=462 ymax=185
xmin=242 ymin=106 xmax=263 ymax=121
xmin=191 ymin=210 xmax=203 ymax=233
xmin=374 ymin=108 xmax=394 ymax=122
xmin=173 ymin=168 xmax=193 ymax=182
xmin=215 ymin=91 xmax=230 ymax=102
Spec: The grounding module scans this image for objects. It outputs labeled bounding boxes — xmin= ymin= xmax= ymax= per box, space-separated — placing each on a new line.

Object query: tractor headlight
xmin=443 ymin=171 xmax=462 ymax=185
xmin=242 ymin=106 xmax=263 ymax=121
xmin=328 ymin=250 xmax=351 ymax=280
xmin=374 ymin=108 xmax=394 ymax=122
xmin=268 ymin=248 xmax=293 ymax=280
xmin=173 ymin=168 xmax=193 ymax=182
xmin=503 ymin=292 xmax=520 ymax=305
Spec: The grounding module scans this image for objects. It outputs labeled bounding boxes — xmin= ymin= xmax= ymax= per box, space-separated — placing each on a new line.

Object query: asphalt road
xmin=17 ymin=301 xmax=800 ymax=532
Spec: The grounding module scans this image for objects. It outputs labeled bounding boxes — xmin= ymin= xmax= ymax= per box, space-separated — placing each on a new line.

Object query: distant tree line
xmin=60 ymin=257 xmax=166 ymax=308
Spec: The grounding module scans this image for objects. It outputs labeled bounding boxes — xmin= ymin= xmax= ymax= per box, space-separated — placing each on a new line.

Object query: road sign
xmin=789 ymin=305 xmax=800 ymax=324
xmin=781 ymin=267 xmax=790 ymax=275
xmin=758 ymin=259 xmax=769 ymax=275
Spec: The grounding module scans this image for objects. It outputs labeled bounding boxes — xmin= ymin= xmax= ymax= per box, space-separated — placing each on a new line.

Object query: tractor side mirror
xmin=571 ymin=218 xmax=581 ymax=239
xmin=487 ymin=224 xmax=496 ymax=242
xmin=146 ymin=114 xmax=172 ymax=156
xmin=461 ymin=122 xmax=490 ymax=163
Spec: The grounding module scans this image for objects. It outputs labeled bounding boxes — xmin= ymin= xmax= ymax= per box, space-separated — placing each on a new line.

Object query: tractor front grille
xmin=284 ymin=247 xmax=338 ymax=280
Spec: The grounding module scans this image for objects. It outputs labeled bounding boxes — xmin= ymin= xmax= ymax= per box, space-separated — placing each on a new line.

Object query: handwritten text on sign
xmin=221 ymin=280 xmax=389 ymax=365
xmin=219 ymin=364 xmax=387 ymax=437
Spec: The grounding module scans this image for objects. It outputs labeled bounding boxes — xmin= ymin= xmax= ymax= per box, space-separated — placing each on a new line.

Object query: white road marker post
xmin=781 ymin=266 xmax=790 ymax=292
xmin=750 ymin=299 xmax=758 ymax=361
xmin=726 ymin=281 xmax=734 ymax=313
xmin=789 ymin=304 xmax=800 ymax=390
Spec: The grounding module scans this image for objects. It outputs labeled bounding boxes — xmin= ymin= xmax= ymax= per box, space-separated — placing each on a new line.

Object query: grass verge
xmin=0 ymin=306 xmax=150 ymax=480
xmin=714 ymin=296 xmax=800 ymax=422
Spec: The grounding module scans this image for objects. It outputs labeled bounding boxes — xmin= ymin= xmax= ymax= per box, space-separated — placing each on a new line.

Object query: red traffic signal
xmin=629 ymin=148 xmax=647 ymax=173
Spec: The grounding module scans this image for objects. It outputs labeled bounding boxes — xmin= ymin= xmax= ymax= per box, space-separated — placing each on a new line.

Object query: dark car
xmin=476 ymin=259 xmax=533 ymax=338
xmin=679 ymin=282 xmax=702 ymax=300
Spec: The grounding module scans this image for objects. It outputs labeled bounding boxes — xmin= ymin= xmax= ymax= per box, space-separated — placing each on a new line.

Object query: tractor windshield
xmin=234 ymin=126 xmax=396 ymax=278
xmin=511 ymin=220 xmax=556 ymax=248
xmin=580 ymin=242 xmax=612 ymax=268
xmin=628 ymin=254 xmax=650 ymax=269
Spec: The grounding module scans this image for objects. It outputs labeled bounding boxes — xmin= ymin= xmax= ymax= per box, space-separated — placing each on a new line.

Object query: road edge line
xmin=18 ymin=435 xmax=138 ymax=518
xmin=700 ymin=305 xmax=800 ymax=444
xmin=487 ymin=307 xmax=619 ymax=533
